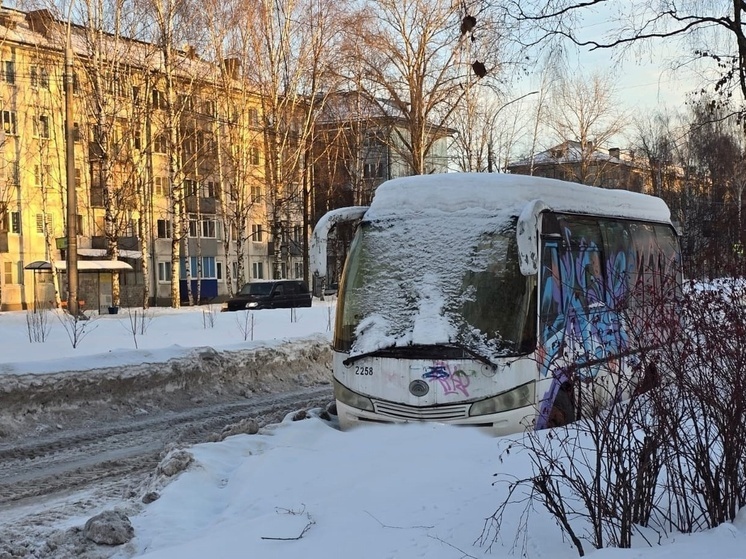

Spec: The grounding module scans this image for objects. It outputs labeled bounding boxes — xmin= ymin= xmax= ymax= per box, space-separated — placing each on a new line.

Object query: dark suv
xmin=223 ymin=280 xmax=313 ymax=311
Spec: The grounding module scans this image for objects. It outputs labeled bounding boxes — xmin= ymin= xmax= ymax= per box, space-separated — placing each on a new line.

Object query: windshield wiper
xmin=342 ymin=347 xmax=406 ymax=366
xmin=342 ymin=342 xmax=497 ymax=369
xmin=429 ymin=342 xmax=497 ymax=369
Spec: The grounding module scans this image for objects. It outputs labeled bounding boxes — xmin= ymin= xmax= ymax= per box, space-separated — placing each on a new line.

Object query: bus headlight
xmin=469 ymin=382 xmax=535 ymax=417
xmin=333 ymin=379 xmax=374 ymax=412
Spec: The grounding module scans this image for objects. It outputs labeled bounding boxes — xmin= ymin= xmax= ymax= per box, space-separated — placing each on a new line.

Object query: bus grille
xmin=372 ymin=400 xmax=470 ymax=421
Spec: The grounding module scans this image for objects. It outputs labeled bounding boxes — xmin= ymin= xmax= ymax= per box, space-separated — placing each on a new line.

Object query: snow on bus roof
xmin=367 ymin=173 xmax=672 ymax=224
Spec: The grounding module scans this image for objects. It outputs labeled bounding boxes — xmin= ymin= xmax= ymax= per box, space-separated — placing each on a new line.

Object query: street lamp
xmin=487 ymin=90 xmax=539 ymax=172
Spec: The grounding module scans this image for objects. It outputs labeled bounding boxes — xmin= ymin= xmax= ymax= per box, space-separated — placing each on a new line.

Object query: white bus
xmin=311 ymin=173 xmax=681 ymax=435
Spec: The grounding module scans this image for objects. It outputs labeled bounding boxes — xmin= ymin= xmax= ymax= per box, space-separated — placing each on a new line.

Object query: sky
xmin=2 ymin=291 xmax=746 ymax=558
xmin=532 ymin=3 xmax=700 ymax=111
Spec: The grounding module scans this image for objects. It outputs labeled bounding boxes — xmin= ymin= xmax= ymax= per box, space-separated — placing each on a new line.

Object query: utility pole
xmin=65 ymin=39 xmax=79 ymax=315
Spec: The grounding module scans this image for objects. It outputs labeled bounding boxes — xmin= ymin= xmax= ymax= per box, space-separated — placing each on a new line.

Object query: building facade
xmin=0 ymin=7 xmax=305 ymax=311
xmin=507 ymin=141 xmax=649 ymax=192
xmin=311 ymin=92 xmax=453 ymax=285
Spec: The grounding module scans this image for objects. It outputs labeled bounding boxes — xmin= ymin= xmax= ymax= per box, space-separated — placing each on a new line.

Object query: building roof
xmin=509 ymin=140 xmax=630 ymax=168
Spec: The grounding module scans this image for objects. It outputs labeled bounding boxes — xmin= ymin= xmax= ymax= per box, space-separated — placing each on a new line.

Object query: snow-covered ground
xmin=1 ymin=298 xmax=745 ymax=559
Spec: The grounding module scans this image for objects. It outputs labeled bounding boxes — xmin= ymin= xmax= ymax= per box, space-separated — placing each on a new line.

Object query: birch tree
xmin=242 ymin=0 xmax=347 ymax=280
xmin=344 ymin=0 xmax=508 ymax=175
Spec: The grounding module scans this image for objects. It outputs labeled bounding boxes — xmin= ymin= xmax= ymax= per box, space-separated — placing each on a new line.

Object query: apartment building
xmin=507 ymin=141 xmax=650 ymax=192
xmin=0 ymin=7 xmax=303 ymax=311
xmin=311 ymin=91 xmax=453 ymax=284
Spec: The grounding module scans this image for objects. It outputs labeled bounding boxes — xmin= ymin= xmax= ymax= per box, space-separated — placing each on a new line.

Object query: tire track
xmin=0 ymin=386 xmax=332 ymax=506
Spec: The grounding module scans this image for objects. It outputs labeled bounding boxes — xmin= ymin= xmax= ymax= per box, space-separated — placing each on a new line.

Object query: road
xmin=0 ymin=337 xmax=334 ymax=556
xmin=0 ymin=385 xmax=332 ymax=505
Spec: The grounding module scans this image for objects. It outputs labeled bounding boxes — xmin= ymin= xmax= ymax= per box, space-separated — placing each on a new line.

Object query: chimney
xmin=223 ymin=57 xmax=241 ymax=79
xmin=609 ymin=147 xmax=620 ymax=159
xmin=0 ymin=12 xmax=19 ymax=30
xmin=183 ymin=44 xmax=197 ymax=60
xmin=26 ymin=9 xmax=54 ymax=36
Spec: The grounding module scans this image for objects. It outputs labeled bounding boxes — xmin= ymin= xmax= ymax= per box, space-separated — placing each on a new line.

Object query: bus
xmin=311 ymin=173 xmax=681 ymax=435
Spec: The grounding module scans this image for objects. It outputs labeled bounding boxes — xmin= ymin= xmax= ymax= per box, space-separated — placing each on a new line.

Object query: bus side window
xmin=540 ymin=241 xmax=563 ymax=345
xmin=600 ymin=220 xmax=634 ymax=310
xmin=558 ymin=216 xmax=605 ymax=312
xmin=654 ymin=224 xmax=681 ymax=299
xmin=628 ymin=222 xmax=659 ymax=307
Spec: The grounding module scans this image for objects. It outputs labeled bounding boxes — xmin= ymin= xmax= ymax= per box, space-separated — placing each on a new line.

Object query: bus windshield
xmin=334 ymin=216 xmax=536 ymax=358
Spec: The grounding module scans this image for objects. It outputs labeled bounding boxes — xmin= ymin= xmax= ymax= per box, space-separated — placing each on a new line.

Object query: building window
xmin=203 ymin=99 xmax=216 ymax=117
xmin=252 ymin=261 xmax=264 ymax=279
xmin=106 ymin=72 xmax=124 ymax=97
xmin=154 ymin=176 xmax=168 ymax=197
xmin=76 ymin=214 xmax=84 ymax=235
xmin=35 ymin=214 xmax=45 ymax=234
xmin=248 ymin=107 xmax=259 ymax=125
xmin=251 ymin=223 xmax=263 ymax=242
xmin=249 ymin=145 xmax=260 ymax=166
xmin=10 ymin=212 xmax=20 ymax=234
xmin=201 ymin=256 xmax=216 ymax=278
xmin=178 ymin=94 xmax=194 ymax=111
xmin=181 ymin=256 xmax=216 ymax=279
xmin=202 ymin=218 xmax=216 ymax=238
xmin=216 ymin=261 xmax=223 ymax=281
xmin=152 ymin=89 xmax=167 ymax=110
xmin=30 ymin=65 xmax=49 ymax=89
xmin=3 ymin=61 xmax=15 ymax=84
xmin=33 ymin=115 xmax=50 ymax=139
xmin=293 ymin=225 xmax=302 ymax=244
xmin=182 ymin=134 xmax=196 ymax=157
xmin=203 ymin=181 xmax=218 ymax=199
xmin=157 ymin=219 xmax=172 ymax=238
xmin=184 ymin=178 xmax=198 ymax=197
xmin=251 ymin=185 xmax=262 ymax=201
xmin=294 ymin=262 xmax=303 ymax=279
xmin=4 ymin=261 xmax=13 ymax=284
xmin=363 ymin=162 xmax=383 ymax=179
xmin=188 ymin=215 xmax=217 ymax=238
xmin=1 ymin=110 xmax=17 ymax=135
xmin=153 ymin=133 xmax=167 ymax=153
xmin=157 ymin=261 xmax=172 ymax=282
xmin=75 ymin=167 xmax=82 ymax=188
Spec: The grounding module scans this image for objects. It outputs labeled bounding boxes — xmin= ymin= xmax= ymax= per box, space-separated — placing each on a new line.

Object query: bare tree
xmin=143 ymin=0 xmax=206 ymax=307
xmin=449 ymin=89 xmax=536 ymax=173
xmin=73 ymin=0 xmax=145 ymax=307
xmin=505 ymin=1 xmax=746 ymax=109
xmin=241 ymin=0 xmax=347 ymax=281
xmin=543 ymin=69 xmax=630 ymax=185
xmin=344 ymin=0 xmax=508 ymax=175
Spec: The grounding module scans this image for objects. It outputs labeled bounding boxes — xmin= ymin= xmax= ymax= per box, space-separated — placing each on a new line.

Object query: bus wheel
xmin=548 ymin=382 xmax=575 ymax=428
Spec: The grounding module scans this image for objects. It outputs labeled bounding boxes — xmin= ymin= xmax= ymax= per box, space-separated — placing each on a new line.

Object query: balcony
xmin=185 ymin=196 xmax=217 ymax=214
xmin=91 ymin=236 xmax=140 ymax=251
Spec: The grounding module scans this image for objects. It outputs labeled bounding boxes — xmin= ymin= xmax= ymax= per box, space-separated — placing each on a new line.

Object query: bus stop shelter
xmin=25 ymin=260 xmax=134 ymax=313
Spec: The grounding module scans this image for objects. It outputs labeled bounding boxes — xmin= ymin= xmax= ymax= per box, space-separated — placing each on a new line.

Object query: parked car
xmin=223 ymin=280 xmax=313 ymax=311
xmin=323 ymin=281 xmax=339 ymax=297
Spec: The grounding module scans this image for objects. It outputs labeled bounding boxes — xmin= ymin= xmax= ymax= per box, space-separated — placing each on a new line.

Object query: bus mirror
xmin=311 ymin=206 xmax=369 ymax=284
xmin=516 ymin=199 xmax=550 ymax=275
